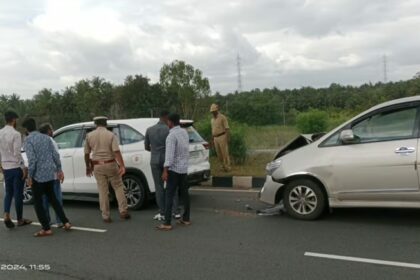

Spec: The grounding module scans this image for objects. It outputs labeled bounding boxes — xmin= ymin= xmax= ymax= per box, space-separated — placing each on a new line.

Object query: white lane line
xmin=0 ymin=219 xmax=107 ymax=233
xmin=191 ymin=187 xmax=260 ymax=193
xmin=305 ymin=252 xmax=420 ymax=269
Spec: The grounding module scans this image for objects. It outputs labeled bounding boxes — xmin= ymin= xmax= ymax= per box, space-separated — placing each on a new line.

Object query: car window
xmin=352 ymin=107 xmax=417 ymax=143
xmin=321 ymin=131 xmax=340 ymax=146
xmin=81 ymin=126 xmax=120 ymax=147
xmin=54 ymin=129 xmax=83 ymax=149
xmin=120 ymin=125 xmax=144 ymax=145
xmin=185 ymin=126 xmax=205 ymax=143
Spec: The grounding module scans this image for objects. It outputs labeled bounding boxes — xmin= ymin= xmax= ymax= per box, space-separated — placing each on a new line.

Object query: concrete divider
xmin=199 ymin=176 xmax=265 ymax=189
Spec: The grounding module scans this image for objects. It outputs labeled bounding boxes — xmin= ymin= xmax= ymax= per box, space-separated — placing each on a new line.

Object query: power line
xmin=383 ymin=54 xmax=388 ymax=83
xmin=237 ymin=54 xmax=242 ymax=93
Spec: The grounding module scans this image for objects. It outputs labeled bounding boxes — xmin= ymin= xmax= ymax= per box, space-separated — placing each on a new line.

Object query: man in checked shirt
xmin=156 ymin=113 xmax=191 ymax=231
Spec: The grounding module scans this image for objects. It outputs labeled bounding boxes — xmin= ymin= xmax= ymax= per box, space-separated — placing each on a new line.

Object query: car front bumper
xmin=259 ymin=175 xmax=283 ymax=205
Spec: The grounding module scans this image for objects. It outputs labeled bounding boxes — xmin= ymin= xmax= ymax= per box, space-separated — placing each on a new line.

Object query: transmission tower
xmin=237 ymin=54 xmax=242 ymax=93
xmin=383 ymin=54 xmax=388 ymax=83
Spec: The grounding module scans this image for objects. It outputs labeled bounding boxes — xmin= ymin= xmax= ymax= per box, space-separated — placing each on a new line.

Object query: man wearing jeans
xmin=23 ymin=118 xmax=71 ymax=237
xmin=157 ymin=113 xmax=191 ymax=231
xmin=39 ymin=123 xmax=63 ymax=227
xmin=145 ymin=110 xmax=180 ymax=221
xmin=0 ymin=111 xmax=32 ymax=228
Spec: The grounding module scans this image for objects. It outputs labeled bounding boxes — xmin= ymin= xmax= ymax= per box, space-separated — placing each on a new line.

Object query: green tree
xmin=113 ymin=75 xmax=171 ymax=119
xmin=296 ymin=110 xmax=329 ymax=133
xmin=159 ymin=60 xmax=211 ymax=119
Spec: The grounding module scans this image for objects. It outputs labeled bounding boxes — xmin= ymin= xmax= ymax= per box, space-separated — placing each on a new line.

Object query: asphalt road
xmin=1 ymin=188 xmax=420 ymax=280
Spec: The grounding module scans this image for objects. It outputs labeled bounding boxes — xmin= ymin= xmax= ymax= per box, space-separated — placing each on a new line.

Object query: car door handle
xmin=395 ymin=147 xmax=416 ymax=154
xmin=62 ymin=155 xmax=73 ymax=158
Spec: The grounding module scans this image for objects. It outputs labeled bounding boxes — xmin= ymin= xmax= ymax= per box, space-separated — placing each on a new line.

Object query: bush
xmin=229 ymin=123 xmax=247 ymax=164
xmin=195 ymin=118 xmax=247 ymax=165
xmin=296 ymin=109 xmax=328 ymax=133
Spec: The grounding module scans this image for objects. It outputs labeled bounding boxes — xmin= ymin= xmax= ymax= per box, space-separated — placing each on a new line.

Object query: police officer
xmin=84 ymin=116 xmax=130 ymax=223
xmin=210 ymin=104 xmax=231 ymax=172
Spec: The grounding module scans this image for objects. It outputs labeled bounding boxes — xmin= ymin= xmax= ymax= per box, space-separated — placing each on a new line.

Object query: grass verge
xmin=210 ymin=152 xmax=275 ymax=177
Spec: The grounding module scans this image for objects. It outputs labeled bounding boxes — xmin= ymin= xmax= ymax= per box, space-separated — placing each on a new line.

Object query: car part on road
xmin=123 ymin=174 xmax=147 ymax=210
xmin=283 ymin=179 xmax=326 ymax=220
xmin=256 ymin=202 xmax=285 ymax=216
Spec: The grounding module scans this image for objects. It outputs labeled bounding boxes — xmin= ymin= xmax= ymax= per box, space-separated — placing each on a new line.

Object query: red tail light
xmin=203 ymin=143 xmax=210 ymax=150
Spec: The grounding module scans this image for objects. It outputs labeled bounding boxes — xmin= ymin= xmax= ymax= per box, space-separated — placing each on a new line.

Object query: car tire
xmin=283 ymin=179 xmax=326 ymax=220
xmin=122 ymin=174 xmax=147 ymax=210
xmin=23 ymin=182 xmax=34 ymax=205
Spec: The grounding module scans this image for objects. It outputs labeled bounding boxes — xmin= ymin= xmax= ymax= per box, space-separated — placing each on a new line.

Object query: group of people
xmin=0 ymin=103 xmax=230 ymax=236
xmin=145 ymin=104 xmax=231 ymax=229
xmin=0 ymin=111 xmax=71 ymax=237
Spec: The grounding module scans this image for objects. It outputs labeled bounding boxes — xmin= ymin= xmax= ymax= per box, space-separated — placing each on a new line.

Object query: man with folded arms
xmin=0 ymin=111 xmax=32 ymax=228
xmin=84 ymin=116 xmax=130 ymax=223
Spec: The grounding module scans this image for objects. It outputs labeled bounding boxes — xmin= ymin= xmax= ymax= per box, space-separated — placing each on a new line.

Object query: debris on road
xmin=256 ymin=202 xmax=285 ymax=216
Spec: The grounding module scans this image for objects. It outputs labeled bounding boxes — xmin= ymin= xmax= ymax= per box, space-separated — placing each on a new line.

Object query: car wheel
xmin=283 ymin=179 xmax=326 ymax=220
xmin=122 ymin=174 xmax=147 ymax=210
xmin=23 ymin=183 xmax=34 ymax=205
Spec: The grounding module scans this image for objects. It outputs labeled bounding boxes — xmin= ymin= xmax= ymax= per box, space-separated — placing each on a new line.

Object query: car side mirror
xmin=340 ymin=129 xmax=357 ymax=144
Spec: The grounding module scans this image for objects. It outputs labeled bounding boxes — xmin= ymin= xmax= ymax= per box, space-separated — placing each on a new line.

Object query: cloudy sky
xmin=1 ymin=0 xmax=420 ymax=98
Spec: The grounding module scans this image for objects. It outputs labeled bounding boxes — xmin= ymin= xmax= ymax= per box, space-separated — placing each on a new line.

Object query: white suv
xmin=23 ymin=118 xmax=210 ymax=210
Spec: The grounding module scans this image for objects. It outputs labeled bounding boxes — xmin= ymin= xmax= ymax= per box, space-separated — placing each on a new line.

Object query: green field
xmin=210 ymin=125 xmax=298 ymax=177
xmin=244 ymin=125 xmax=299 ymax=149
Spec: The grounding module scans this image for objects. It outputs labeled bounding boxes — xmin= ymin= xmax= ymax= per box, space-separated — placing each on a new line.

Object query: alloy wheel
xmin=23 ymin=185 xmax=33 ymax=204
xmin=288 ymin=185 xmax=318 ymax=215
xmin=123 ymin=177 xmax=143 ymax=208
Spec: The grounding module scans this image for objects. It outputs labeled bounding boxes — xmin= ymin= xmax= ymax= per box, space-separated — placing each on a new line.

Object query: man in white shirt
xmin=0 ymin=111 xmax=32 ymax=228
xmin=156 ymin=113 xmax=191 ymax=231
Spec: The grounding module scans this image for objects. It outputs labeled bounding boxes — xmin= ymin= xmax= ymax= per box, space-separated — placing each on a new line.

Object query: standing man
xmin=157 ymin=113 xmax=191 ymax=231
xmin=210 ymin=104 xmax=231 ymax=172
xmin=145 ymin=110 xmax=180 ymax=221
xmin=0 ymin=111 xmax=32 ymax=228
xmin=39 ymin=123 xmax=63 ymax=227
xmin=84 ymin=116 xmax=130 ymax=223
xmin=22 ymin=118 xmax=71 ymax=237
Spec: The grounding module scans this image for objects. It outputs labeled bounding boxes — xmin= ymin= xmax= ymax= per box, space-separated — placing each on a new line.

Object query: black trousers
xmin=33 ymin=180 xmax=69 ymax=230
xmin=164 ymin=171 xmax=190 ymax=226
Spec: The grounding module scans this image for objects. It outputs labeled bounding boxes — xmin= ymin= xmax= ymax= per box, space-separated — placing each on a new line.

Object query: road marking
xmin=0 ymin=219 xmax=107 ymax=233
xmin=191 ymin=187 xmax=260 ymax=193
xmin=305 ymin=252 xmax=420 ymax=269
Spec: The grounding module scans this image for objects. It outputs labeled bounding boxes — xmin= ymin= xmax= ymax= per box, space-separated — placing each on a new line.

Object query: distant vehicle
xmin=261 ymin=96 xmax=420 ymax=220
xmin=23 ymin=118 xmax=210 ymax=210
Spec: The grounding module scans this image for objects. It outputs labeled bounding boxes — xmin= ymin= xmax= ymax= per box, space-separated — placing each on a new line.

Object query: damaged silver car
xmin=260 ymin=96 xmax=420 ymax=220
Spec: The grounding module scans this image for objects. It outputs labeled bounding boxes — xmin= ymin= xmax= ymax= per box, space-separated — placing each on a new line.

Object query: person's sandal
xmin=177 ymin=220 xmax=192 ymax=226
xmin=120 ymin=212 xmax=131 ymax=220
xmin=156 ymin=224 xmax=172 ymax=231
xmin=63 ymin=223 xmax=72 ymax=231
xmin=4 ymin=219 xmax=15 ymax=229
xmin=34 ymin=230 xmax=53 ymax=237
xmin=18 ymin=219 xmax=32 ymax=227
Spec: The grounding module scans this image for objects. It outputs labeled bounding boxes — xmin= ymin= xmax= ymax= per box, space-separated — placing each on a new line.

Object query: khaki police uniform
xmin=211 ymin=113 xmax=231 ymax=171
xmin=84 ymin=126 xmax=128 ymax=219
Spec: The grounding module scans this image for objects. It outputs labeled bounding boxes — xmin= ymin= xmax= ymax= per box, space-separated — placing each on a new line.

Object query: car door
xmin=73 ymin=126 xmax=120 ymax=194
xmin=329 ymin=104 xmax=420 ymax=200
xmin=53 ymin=128 xmax=84 ymax=194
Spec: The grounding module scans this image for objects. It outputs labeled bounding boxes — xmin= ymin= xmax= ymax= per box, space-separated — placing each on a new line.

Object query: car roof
xmin=370 ymin=95 xmax=420 ymax=111
xmin=55 ymin=118 xmax=194 ymax=135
